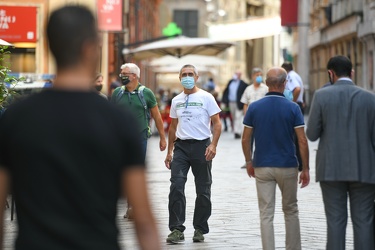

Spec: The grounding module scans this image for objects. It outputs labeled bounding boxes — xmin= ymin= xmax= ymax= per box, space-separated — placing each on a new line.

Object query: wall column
xmin=297 ymin=0 xmax=310 ymax=106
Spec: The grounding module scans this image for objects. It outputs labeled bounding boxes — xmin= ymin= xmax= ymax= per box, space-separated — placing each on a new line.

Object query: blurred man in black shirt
xmin=0 ymin=5 xmax=159 ymax=250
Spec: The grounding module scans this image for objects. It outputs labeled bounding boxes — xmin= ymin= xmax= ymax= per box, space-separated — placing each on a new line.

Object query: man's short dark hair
xmin=47 ymin=6 xmax=98 ymax=69
xmin=281 ymin=61 xmax=293 ymax=72
xmin=327 ymin=55 xmax=352 ymax=78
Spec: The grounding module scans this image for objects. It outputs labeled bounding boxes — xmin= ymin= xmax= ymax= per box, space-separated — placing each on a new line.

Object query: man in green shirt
xmin=112 ymin=63 xmax=166 ymax=218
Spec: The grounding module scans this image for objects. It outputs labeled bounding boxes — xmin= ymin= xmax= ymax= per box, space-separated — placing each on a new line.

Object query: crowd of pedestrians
xmin=0 ymin=4 xmax=374 ymax=250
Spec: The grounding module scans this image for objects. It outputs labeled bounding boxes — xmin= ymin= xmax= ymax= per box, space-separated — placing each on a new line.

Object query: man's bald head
xmin=265 ymin=67 xmax=287 ymax=92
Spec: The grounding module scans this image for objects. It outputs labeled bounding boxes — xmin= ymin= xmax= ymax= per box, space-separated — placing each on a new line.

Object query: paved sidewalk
xmin=3 ymin=131 xmax=354 ymax=249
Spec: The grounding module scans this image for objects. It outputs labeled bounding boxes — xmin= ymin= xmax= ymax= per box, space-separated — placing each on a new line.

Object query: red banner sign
xmin=0 ymin=6 xmax=37 ymax=42
xmin=97 ymin=0 xmax=123 ymax=31
xmin=280 ymin=0 xmax=299 ymax=27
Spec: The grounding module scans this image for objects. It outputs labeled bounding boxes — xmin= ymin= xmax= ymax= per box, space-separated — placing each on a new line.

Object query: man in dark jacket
xmin=222 ymin=71 xmax=248 ymax=139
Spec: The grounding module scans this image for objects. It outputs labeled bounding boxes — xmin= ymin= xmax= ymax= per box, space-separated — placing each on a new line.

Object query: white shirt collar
xmin=337 ymin=77 xmax=352 ymax=82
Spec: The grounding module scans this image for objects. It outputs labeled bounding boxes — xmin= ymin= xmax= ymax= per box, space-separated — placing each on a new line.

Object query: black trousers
xmin=168 ymin=138 xmax=212 ymax=234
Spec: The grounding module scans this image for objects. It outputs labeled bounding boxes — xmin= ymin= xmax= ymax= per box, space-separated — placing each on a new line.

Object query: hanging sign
xmin=97 ymin=0 xmax=123 ymax=31
xmin=0 ymin=6 xmax=37 ymax=42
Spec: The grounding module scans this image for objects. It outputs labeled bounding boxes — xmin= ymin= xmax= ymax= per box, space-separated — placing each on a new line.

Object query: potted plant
xmin=0 ymin=44 xmax=20 ymax=117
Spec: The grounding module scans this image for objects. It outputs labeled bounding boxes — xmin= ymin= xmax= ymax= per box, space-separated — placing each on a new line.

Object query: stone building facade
xmin=306 ymin=0 xmax=374 ymax=102
xmin=159 ymin=0 xmax=282 ymax=89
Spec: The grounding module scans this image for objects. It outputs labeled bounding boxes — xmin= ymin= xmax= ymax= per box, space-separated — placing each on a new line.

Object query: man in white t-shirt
xmin=240 ymin=67 xmax=268 ymax=168
xmin=164 ymin=64 xmax=222 ymax=244
xmin=282 ymin=61 xmax=304 ymax=172
xmin=241 ymin=67 xmax=268 ymax=114
xmin=281 ymin=61 xmax=304 ymax=113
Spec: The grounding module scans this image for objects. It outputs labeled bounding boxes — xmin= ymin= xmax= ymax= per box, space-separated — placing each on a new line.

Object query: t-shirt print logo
xmin=180 ymin=109 xmax=204 ymax=122
xmin=176 ymin=102 xmax=203 ymax=108
xmin=181 ymin=110 xmax=193 ymax=121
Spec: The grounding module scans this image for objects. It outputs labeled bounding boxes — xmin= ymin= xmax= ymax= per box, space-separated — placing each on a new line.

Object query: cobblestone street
xmin=3 ymin=129 xmax=354 ymax=249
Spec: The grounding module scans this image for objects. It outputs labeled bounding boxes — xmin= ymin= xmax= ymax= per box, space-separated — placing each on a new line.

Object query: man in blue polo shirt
xmin=242 ymin=67 xmax=310 ymax=250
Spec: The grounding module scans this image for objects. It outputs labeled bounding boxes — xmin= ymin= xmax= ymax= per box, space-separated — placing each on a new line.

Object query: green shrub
xmin=0 ymin=45 xmax=20 ymax=112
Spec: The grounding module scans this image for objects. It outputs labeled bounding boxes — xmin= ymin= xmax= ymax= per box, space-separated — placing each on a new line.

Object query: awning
xmin=0 ymin=38 xmax=13 ymax=46
xmin=123 ymin=36 xmax=233 ymax=60
xmin=7 ymin=81 xmax=52 ymax=89
xmin=207 ymin=16 xmax=282 ymax=41
xmin=152 ymin=65 xmax=215 ymax=74
xmin=148 ymin=55 xmax=226 ymax=67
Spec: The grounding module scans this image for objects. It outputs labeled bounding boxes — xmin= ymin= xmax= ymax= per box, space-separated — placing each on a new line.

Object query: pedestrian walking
xmin=220 ymin=104 xmax=232 ymax=132
xmin=109 ymin=72 xmax=121 ymax=97
xmin=111 ymin=63 xmax=166 ymax=218
xmin=0 ymin=5 xmax=160 ymax=250
xmin=203 ymin=77 xmax=216 ymax=93
xmin=281 ymin=61 xmax=304 ymax=111
xmin=94 ymin=72 xmax=108 ymax=99
xmin=239 ymin=67 xmax=268 ymax=169
xmin=281 ymin=61 xmax=304 ymax=171
xmin=242 ymin=67 xmax=310 ymax=250
xmin=164 ymin=64 xmax=222 ymax=244
xmin=241 ymin=67 xmax=268 ymax=114
xmin=222 ymin=70 xmax=248 ymax=139
xmin=306 ymin=55 xmax=375 ymax=250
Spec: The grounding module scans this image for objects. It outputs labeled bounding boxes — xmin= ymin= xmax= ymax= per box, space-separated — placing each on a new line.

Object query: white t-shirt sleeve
xmin=206 ymin=94 xmax=221 ymax=116
xmin=169 ymin=99 xmax=177 ymax=119
xmin=287 ymin=73 xmax=300 ymax=91
xmin=295 ymin=74 xmax=303 ymax=87
xmin=240 ymin=86 xmax=250 ymax=104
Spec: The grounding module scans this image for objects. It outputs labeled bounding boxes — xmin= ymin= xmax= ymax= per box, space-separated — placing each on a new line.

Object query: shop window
xmin=8 ymin=48 xmax=36 ymax=73
xmin=173 ymin=10 xmax=198 ymax=37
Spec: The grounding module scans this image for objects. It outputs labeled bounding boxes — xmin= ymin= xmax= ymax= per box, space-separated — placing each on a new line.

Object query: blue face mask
xmin=255 ymin=75 xmax=263 ymax=83
xmin=181 ymin=76 xmax=195 ymax=89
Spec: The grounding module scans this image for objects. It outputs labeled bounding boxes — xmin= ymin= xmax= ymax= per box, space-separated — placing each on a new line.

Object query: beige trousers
xmin=254 ymin=167 xmax=301 ymax=250
xmin=228 ymin=102 xmax=243 ymax=135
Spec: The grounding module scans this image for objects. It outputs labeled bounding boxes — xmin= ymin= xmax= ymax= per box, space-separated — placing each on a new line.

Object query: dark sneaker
xmin=166 ymin=229 xmax=184 ymax=244
xmin=192 ymin=229 xmax=204 ymax=242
